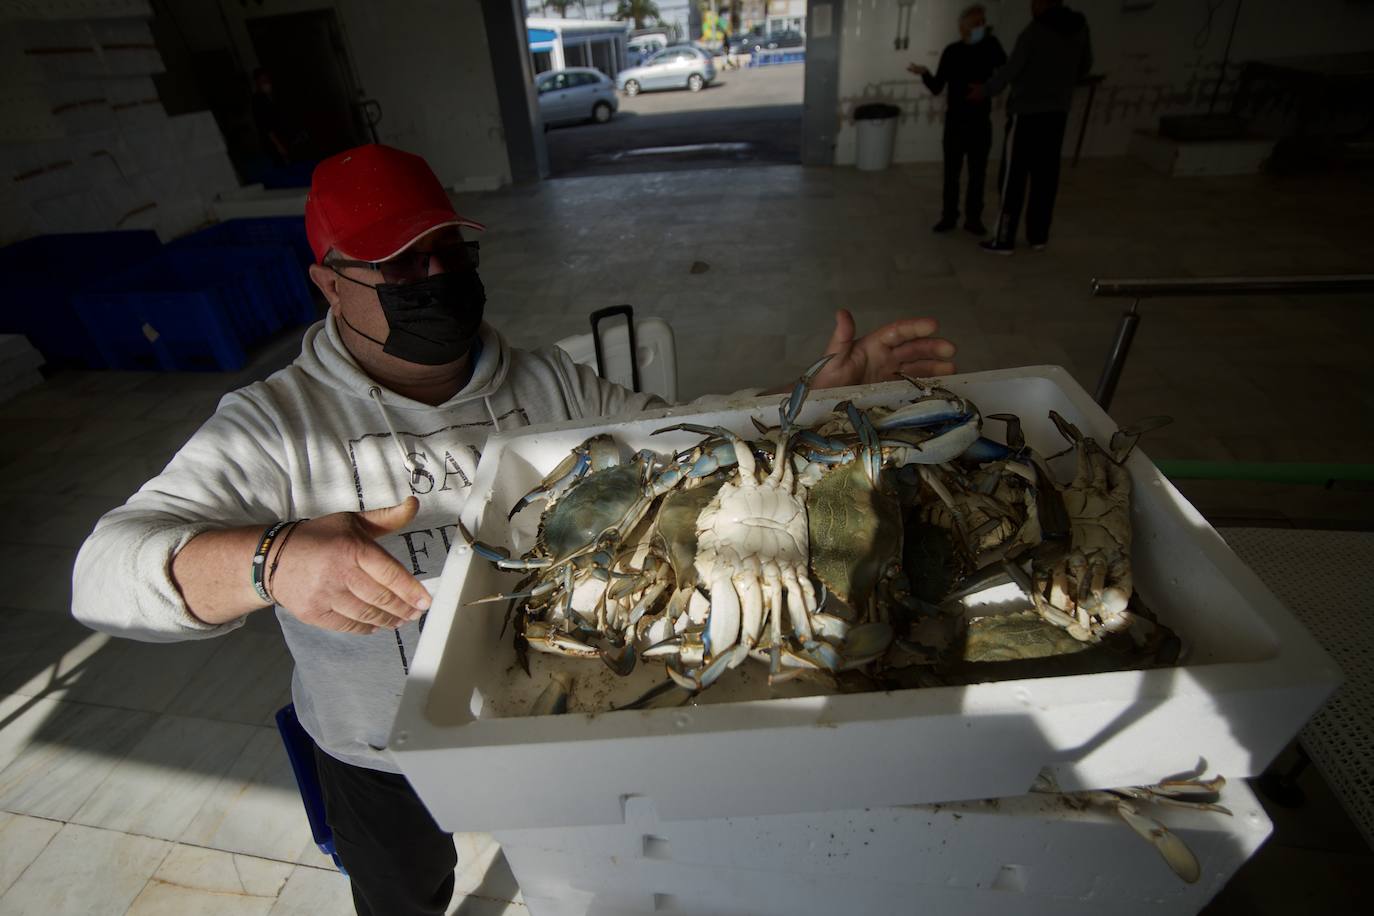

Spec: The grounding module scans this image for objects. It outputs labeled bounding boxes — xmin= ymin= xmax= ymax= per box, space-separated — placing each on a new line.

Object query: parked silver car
xmin=536 ymin=68 xmax=618 ymax=127
xmin=616 ymin=46 xmax=716 ymax=96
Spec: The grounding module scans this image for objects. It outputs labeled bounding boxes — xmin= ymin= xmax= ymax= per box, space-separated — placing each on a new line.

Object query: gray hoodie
xmin=72 ymin=313 xmax=668 ymax=772
xmin=984 ymin=5 xmax=1093 ymax=115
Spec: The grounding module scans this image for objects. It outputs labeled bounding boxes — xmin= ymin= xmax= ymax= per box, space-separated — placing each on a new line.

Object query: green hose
xmin=1154 ymin=460 xmax=1374 ymax=486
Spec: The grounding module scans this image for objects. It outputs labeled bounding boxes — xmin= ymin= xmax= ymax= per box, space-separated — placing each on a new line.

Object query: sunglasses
xmin=328 ymin=239 xmax=480 ymax=285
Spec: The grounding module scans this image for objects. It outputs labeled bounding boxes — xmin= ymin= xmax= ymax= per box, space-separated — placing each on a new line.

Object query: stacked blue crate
xmin=71 ymin=248 xmax=293 ymax=372
xmin=0 ymin=231 xmax=163 ymax=368
xmin=172 ymin=217 xmax=318 ymax=325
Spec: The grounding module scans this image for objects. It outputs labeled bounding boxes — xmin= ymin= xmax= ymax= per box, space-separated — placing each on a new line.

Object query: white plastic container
xmin=554 ymin=316 xmax=678 ymax=403
xmin=855 ymin=107 xmax=899 ymax=171
xmin=496 ymin=777 xmax=1271 ymax=916
xmin=390 ymin=366 xmax=1338 ymax=834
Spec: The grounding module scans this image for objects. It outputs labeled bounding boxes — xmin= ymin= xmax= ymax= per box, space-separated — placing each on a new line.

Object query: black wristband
xmin=267 ymin=519 xmax=308 ymax=601
xmin=251 ymin=521 xmax=291 ymax=605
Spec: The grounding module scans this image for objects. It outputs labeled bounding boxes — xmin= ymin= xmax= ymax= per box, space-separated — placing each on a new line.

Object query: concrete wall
xmin=833 ymin=0 xmax=1374 ymax=166
xmin=166 ymin=0 xmax=511 ymax=191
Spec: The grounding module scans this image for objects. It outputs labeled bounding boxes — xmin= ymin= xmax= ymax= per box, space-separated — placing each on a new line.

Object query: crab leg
xmin=779 ymin=353 xmax=834 ymax=433
xmin=457 ymin=519 xmax=552 ymax=570
xmin=1111 ymin=798 xmax=1202 ymax=884
xmin=704 ymin=571 xmax=742 ymax=660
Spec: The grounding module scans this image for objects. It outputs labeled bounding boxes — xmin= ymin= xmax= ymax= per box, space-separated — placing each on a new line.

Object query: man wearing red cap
xmin=73 ymin=144 xmax=957 ymax=915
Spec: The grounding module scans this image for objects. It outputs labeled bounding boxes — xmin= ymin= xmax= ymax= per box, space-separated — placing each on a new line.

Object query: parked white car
xmin=616 ymin=46 xmax=716 ymax=96
xmin=536 ymin=68 xmax=618 ymax=127
xmin=627 ymin=33 xmax=668 ymax=67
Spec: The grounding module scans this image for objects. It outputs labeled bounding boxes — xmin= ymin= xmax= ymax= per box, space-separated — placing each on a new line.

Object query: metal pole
xmin=1073 ymin=77 xmax=1099 ymax=167
xmin=1094 ymin=300 xmax=1140 ymax=411
xmin=1091 ymin=274 xmax=1374 ymax=298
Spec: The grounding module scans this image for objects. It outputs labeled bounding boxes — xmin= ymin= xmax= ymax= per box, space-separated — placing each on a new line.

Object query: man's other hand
xmin=272 ymin=497 xmax=432 ymax=635
xmin=907 ymin=63 xmax=929 ymax=77
xmin=810 ymin=309 xmax=957 ymax=391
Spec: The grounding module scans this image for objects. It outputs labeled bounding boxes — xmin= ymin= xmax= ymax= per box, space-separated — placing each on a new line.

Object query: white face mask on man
xmin=967 ymin=25 xmax=987 ymax=44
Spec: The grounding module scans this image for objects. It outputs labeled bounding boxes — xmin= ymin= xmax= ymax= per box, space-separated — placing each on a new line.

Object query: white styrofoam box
xmin=90 ymin=18 xmax=163 ymax=76
xmin=112 ymin=96 xmax=166 ymax=135
xmin=30 ymin=187 xmax=112 ymax=234
xmin=4 ymin=139 xmax=88 ymax=203
xmin=116 ymin=118 xmax=172 ymax=175
xmin=0 ymin=1 xmax=153 ymax=21
xmin=44 ymin=79 xmax=117 ymax=135
xmin=495 ymin=779 xmax=1271 ymax=916
xmin=555 ymin=317 xmax=678 ymax=403
xmin=211 ymin=187 xmax=308 ymax=220
xmin=390 ymin=366 xmax=1339 ymax=834
xmin=89 ymin=176 xmax=156 ymax=231
xmin=0 ymin=21 xmax=105 ymax=83
xmin=1129 ymin=130 xmax=1274 ymax=178
xmin=167 ymin=111 xmax=227 ymax=156
xmin=3 ymin=130 xmax=129 ymax=206
xmin=0 ymin=86 xmax=65 ymax=142
xmin=139 ymin=152 xmax=238 ymax=204
xmin=152 ymin=194 xmax=209 ymax=241
xmin=104 ymin=75 xmax=156 ymax=102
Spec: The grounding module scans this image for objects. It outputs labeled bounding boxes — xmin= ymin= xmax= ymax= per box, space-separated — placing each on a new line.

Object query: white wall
xmin=834 ymin=0 xmax=1374 ymax=166
xmin=170 ymin=0 xmax=511 ymax=191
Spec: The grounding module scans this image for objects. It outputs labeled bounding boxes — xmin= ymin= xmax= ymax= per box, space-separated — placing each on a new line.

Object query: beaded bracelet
xmin=251 ymin=521 xmax=291 ymax=605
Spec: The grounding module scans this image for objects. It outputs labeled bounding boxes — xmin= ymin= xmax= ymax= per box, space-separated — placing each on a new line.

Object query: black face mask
xmin=336 ymin=269 xmax=486 ymax=365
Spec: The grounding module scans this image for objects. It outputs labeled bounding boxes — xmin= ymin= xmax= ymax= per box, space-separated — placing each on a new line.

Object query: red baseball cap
xmin=305 ymin=144 xmax=485 ymax=263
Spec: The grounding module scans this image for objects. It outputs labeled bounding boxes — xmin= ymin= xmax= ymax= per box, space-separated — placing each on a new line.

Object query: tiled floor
xmin=1 ymin=158 xmax=1371 ymax=914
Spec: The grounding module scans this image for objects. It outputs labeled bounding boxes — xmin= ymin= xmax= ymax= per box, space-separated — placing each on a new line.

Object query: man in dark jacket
xmin=971 ymin=0 xmax=1092 ymax=253
xmin=909 ymin=4 xmax=1006 ymax=235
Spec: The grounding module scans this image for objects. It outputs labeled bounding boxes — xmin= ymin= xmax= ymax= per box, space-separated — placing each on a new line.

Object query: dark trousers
xmin=941 ymin=116 xmax=992 ymax=225
xmin=315 ymin=746 xmax=457 ymax=916
xmin=994 ymin=110 xmax=1069 ymax=247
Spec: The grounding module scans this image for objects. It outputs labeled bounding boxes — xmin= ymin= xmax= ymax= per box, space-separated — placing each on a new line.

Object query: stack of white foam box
xmin=0 ymin=334 xmax=44 ymax=404
xmin=0 ymin=0 xmax=241 ymax=245
xmin=392 ymin=366 xmax=1341 ymax=916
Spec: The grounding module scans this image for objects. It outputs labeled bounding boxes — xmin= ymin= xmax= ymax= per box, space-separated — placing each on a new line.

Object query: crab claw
xmin=988 ymin=413 xmax=1026 ymax=451
xmin=1115 ymin=800 xmax=1202 ymax=884
xmin=600 ymin=640 xmax=637 ymax=677
xmin=664 ymin=645 xmax=746 ymax=693
xmin=840 ymin=401 xmax=882 ymax=485
xmin=508 ymin=434 xmax=618 ymax=520
xmin=779 ymin=353 xmax=835 ymax=433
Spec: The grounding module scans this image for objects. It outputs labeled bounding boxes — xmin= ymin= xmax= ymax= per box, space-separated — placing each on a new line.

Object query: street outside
xmin=544 ymin=62 xmax=804 ymax=176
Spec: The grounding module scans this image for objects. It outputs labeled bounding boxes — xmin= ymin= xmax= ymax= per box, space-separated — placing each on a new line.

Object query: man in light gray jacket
xmin=971 ymin=0 xmax=1092 ymax=254
xmin=72 ymin=143 xmax=958 ymax=916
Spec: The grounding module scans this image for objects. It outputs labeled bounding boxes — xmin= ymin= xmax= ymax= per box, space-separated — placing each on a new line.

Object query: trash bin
xmin=854 ymin=102 xmax=901 ymax=172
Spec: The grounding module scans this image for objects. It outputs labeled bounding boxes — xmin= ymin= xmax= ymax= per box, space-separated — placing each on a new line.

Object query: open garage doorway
xmin=522 ymin=2 xmax=817 ymax=177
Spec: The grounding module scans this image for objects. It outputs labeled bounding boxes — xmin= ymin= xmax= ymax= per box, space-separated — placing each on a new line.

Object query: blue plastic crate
xmin=70 ymin=248 xmax=292 ymax=371
xmin=172 ymin=219 xmax=318 ymax=325
xmin=0 ymin=231 xmax=162 ymax=368
xmin=73 ymin=287 xmax=246 ymax=372
xmin=173 ymin=217 xmax=313 ymax=270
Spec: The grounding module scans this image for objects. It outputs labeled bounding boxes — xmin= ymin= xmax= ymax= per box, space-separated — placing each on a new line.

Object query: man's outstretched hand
xmin=808 ymin=309 xmax=957 ymax=391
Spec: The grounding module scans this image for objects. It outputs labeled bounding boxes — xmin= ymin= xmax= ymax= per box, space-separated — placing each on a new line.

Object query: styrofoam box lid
xmin=390 ymin=366 xmax=1339 ymax=834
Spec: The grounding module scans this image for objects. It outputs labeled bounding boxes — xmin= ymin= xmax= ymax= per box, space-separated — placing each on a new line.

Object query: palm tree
xmin=614 ymin=0 xmax=660 ymax=29
xmin=545 ymin=0 xmax=574 ymax=16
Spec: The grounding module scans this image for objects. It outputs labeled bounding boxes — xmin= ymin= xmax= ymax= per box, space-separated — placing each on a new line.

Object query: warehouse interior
xmin=1 ymin=0 xmax=1372 ymax=914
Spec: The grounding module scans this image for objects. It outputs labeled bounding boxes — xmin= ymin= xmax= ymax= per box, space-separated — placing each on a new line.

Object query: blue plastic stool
xmin=274 ymin=704 xmax=348 ymax=875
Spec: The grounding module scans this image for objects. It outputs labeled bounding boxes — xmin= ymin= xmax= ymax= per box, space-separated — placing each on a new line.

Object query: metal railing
xmin=1090 ymin=274 xmax=1374 ymax=410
